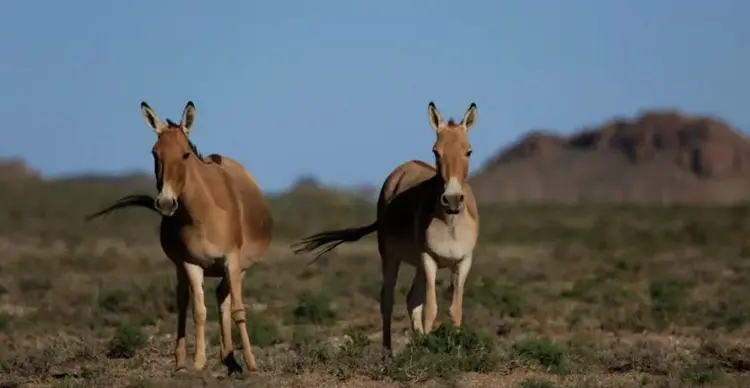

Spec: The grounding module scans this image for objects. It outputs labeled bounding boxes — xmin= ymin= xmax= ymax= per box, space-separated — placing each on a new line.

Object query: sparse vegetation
xmin=0 ymin=312 xmax=12 ymax=331
xmin=245 ymin=312 xmax=282 ymax=348
xmin=466 ymin=277 xmax=524 ymax=318
xmin=386 ymin=324 xmax=499 ymax=382
xmin=2 ymin=173 xmax=750 ymax=386
xmin=513 ymin=338 xmax=567 ymax=374
xmin=518 ymin=380 xmax=555 ymax=388
xmin=289 ymin=290 xmax=338 ymax=326
xmin=107 ymin=326 xmax=147 ymax=359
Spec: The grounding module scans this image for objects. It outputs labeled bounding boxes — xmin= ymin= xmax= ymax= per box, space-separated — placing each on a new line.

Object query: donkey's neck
xmin=435 ymin=207 xmax=467 ymax=231
xmin=178 ymin=161 xmax=220 ymax=223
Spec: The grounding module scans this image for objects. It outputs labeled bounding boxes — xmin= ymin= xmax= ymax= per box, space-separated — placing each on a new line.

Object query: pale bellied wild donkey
xmin=291 ymin=101 xmax=479 ymax=353
xmin=86 ymin=101 xmax=273 ymax=375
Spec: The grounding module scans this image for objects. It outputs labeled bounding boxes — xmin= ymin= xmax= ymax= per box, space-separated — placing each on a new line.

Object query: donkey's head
xmin=427 ymin=102 xmax=477 ymax=215
xmin=140 ymin=101 xmax=199 ymax=216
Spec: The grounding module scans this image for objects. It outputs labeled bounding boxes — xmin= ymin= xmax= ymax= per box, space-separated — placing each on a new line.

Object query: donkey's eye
xmin=182 ymin=152 xmax=190 ymax=160
xmin=466 ymin=150 xmax=473 ymax=157
xmin=433 ymin=150 xmax=439 ymax=158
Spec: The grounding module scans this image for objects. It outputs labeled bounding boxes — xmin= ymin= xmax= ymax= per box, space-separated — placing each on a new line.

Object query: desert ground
xmin=2 ymin=177 xmax=750 ymax=387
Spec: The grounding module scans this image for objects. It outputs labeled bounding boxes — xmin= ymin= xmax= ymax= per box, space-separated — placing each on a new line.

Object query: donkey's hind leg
xmin=216 ymin=277 xmax=243 ymax=375
xmin=173 ymin=266 xmax=190 ymax=372
xmin=226 ymin=251 xmax=257 ymax=371
xmin=380 ymin=250 xmax=400 ymax=355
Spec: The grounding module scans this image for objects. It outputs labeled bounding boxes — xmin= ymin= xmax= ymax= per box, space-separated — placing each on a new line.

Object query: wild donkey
xmin=292 ymin=102 xmax=479 ymax=353
xmin=87 ymin=101 xmax=273 ymax=375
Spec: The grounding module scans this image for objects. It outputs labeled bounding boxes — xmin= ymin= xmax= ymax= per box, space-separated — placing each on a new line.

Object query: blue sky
xmin=0 ymin=0 xmax=747 ymax=191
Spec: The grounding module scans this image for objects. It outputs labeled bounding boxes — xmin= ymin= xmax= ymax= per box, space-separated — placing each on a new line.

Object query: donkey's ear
xmin=427 ymin=101 xmax=445 ymax=132
xmin=141 ymin=102 xmax=166 ymax=133
xmin=180 ymin=101 xmax=196 ymax=134
xmin=460 ymin=102 xmax=477 ymax=132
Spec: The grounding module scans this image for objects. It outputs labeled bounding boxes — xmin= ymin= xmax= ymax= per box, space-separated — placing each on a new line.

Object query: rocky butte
xmin=470 ymin=110 xmax=750 ymax=204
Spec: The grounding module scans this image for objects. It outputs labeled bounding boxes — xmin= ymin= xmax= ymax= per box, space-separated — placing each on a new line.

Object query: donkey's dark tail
xmin=84 ymin=194 xmax=159 ymax=221
xmin=290 ymin=222 xmax=377 ymax=264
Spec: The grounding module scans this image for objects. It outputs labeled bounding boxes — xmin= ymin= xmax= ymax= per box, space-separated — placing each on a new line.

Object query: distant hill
xmin=0 ymin=158 xmax=41 ymax=181
xmin=470 ymin=110 xmax=750 ymax=204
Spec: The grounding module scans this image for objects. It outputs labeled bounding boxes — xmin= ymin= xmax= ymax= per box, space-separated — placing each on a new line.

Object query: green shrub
xmin=106 ymin=326 xmax=146 ymax=359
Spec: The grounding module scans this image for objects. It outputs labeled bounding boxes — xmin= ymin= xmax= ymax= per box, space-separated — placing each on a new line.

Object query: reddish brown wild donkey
xmin=292 ymin=101 xmax=479 ymax=354
xmin=87 ymin=101 xmax=273 ymax=376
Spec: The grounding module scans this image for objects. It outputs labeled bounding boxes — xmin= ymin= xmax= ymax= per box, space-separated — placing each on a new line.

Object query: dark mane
xmin=165 ymin=118 xmax=204 ymax=160
xmin=447 ymin=118 xmax=457 ymax=125
xmin=187 ymin=139 xmax=204 ymax=160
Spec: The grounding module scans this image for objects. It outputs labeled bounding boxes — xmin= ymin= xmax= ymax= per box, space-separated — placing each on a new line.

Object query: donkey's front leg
xmin=184 ymin=263 xmax=207 ymax=371
xmin=449 ymin=254 xmax=473 ymax=327
xmin=174 ymin=266 xmax=190 ymax=372
xmin=421 ymin=252 xmax=439 ymax=334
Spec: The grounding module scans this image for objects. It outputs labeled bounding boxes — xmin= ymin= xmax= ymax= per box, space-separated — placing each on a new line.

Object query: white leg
xmin=184 ymin=263 xmax=207 ymax=370
xmin=449 ymin=254 xmax=473 ymax=326
xmin=421 ymin=252 xmax=439 ymax=334
xmin=406 ymin=267 xmax=426 ymax=334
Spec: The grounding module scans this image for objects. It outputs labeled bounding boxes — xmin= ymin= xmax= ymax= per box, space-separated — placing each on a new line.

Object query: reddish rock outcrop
xmin=471 ymin=110 xmax=750 ymax=204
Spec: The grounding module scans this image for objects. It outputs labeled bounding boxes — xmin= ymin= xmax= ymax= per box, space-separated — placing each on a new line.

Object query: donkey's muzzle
xmin=440 ymin=193 xmax=464 ymax=215
xmin=154 ymin=197 xmax=178 ymax=216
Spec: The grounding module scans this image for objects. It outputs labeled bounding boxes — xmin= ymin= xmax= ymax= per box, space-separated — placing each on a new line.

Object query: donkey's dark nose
xmin=155 ymin=197 xmax=178 ymax=216
xmin=440 ymin=193 xmax=464 ymax=214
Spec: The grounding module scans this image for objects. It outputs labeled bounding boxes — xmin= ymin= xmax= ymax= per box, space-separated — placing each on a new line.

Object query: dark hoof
xmin=224 ymin=355 xmax=244 ymax=377
xmin=227 ymin=367 xmax=244 ymax=378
